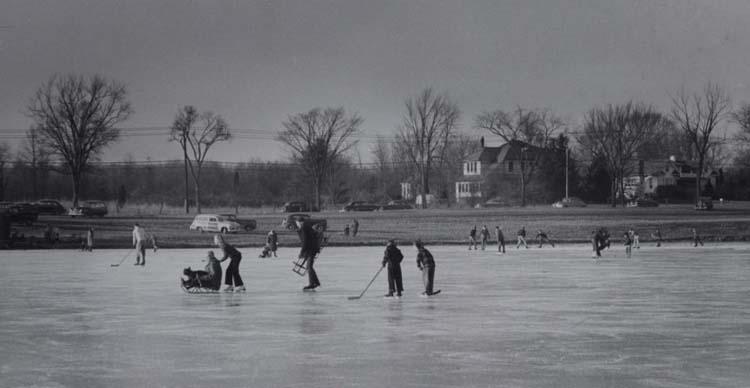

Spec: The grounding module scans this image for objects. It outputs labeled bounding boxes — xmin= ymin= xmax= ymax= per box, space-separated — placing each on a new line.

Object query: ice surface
xmin=1 ymin=244 xmax=750 ymax=387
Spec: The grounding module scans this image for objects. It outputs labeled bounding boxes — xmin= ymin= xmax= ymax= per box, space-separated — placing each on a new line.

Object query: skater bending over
xmin=297 ymin=219 xmax=323 ymax=290
xmin=182 ymin=251 xmax=223 ymax=291
xmin=382 ymin=239 xmax=404 ymax=298
xmin=536 ymin=229 xmax=555 ymax=248
xmin=415 ymin=240 xmax=437 ymax=296
xmin=215 ymin=234 xmax=245 ymax=292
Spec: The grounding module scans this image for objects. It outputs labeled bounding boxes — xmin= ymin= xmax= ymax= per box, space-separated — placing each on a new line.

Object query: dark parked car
xmin=68 ymin=200 xmax=108 ymax=217
xmin=378 ymin=200 xmax=414 ymax=211
xmin=0 ymin=202 xmax=39 ymax=225
xmin=341 ymin=201 xmax=379 ymax=212
xmin=627 ymin=198 xmax=659 ymax=208
xmin=281 ymin=213 xmax=327 ymax=231
xmin=282 ymin=201 xmax=309 ymax=213
xmin=33 ymin=199 xmax=66 ymax=215
xmin=221 ymin=214 xmax=257 ymax=232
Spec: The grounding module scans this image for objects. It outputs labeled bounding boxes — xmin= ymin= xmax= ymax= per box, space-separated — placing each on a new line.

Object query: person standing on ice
xmin=692 ymin=228 xmax=704 ymax=247
xmin=415 ymin=240 xmax=436 ymax=296
xmin=480 ymin=225 xmax=490 ymax=250
xmin=132 ymin=223 xmax=148 ymax=266
xmin=623 ymin=231 xmax=633 ymax=258
xmin=85 ymin=227 xmax=94 ymax=252
xmin=495 ymin=226 xmax=505 ymax=254
xmin=351 ymin=218 xmax=359 ymax=237
xmin=296 ymin=219 xmax=322 ymax=291
xmin=215 ymin=234 xmax=245 ymax=292
xmin=468 ymin=225 xmax=477 ymax=250
xmin=652 ymin=228 xmax=662 ymax=247
xmin=516 ymin=226 xmax=528 ymax=249
xmin=382 ymin=239 xmax=404 ymax=298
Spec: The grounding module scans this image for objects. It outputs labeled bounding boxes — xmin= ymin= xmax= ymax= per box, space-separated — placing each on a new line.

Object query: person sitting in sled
xmin=182 ymin=251 xmax=223 ymax=291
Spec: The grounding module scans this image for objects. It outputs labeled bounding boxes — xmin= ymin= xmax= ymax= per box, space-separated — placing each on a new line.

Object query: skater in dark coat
xmin=480 ymin=225 xmax=490 ymax=250
xmin=591 ymin=230 xmax=601 ymax=258
xmin=382 ymin=239 xmax=404 ymax=297
xmin=623 ymin=231 xmax=633 ymax=258
xmin=536 ymin=229 xmax=555 ymax=248
xmin=297 ymin=219 xmax=322 ymax=290
xmin=415 ymin=240 xmax=436 ymax=296
xmin=215 ymin=234 xmax=245 ymax=292
xmin=469 ymin=225 xmax=478 ymax=250
xmin=692 ymin=228 xmax=703 ymax=247
xmin=496 ymin=226 xmax=505 ymax=254
xmin=352 ymin=219 xmax=359 ymax=237
xmin=182 ymin=251 xmax=223 ymax=291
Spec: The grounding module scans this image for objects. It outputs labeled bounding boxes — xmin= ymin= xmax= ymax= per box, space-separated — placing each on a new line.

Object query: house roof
xmin=465 ymin=140 xmax=542 ymax=164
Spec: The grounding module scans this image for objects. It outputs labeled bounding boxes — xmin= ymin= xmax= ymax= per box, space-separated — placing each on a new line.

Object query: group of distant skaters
xmin=468 ymin=225 xmax=554 ymax=253
xmin=593 ymin=226 xmax=704 ymax=258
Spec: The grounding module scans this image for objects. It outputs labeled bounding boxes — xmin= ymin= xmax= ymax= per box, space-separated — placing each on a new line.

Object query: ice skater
xmin=344 ymin=224 xmax=350 ymax=237
xmin=536 ymin=229 xmax=555 ymax=248
xmin=415 ymin=240 xmax=438 ymax=296
xmin=631 ymin=229 xmax=640 ymax=249
xmin=496 ymin=226 xmax=505 ymax=254
xmin=297 ymin=219 xmax=322 ymax=291
xmin=259 ymin=229 xmax=278 ymax=258
xmin=652 ymin=228 xmax=662 ymax=247
xmin=382 ymin=239 xmax=404 ymax=298
xmin=352 ymin=218 xmax=359 ymax=237
xmin=132 ymin=223 xmax=148 ymax=266
xmin=692 ymin=228 xmax=703 ymax=247
xmin=480 ymin=225 xmax=490 ymax=250
xmin=516 ymin=226 xmax=528 ymax=249
xmin=215 ymin=234 xmax=245 ymax=292
xmin=591 ymin=230 xmax=601 ymax=258
xmin=623 ymin=231 xmax=633 ymax=258
xmin=85 ymin=227 xmax=94 ymax=252
xmin=469 ymin=225 xmax=478 ymax=250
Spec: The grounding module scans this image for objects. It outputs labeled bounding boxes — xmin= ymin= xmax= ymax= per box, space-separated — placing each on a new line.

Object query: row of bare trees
xmin=12 ymin=73 xmax=746 ymax=210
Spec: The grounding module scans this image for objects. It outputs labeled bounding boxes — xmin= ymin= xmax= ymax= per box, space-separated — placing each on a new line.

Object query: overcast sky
xmin=1 ymin=0 xmax=750 ymax=162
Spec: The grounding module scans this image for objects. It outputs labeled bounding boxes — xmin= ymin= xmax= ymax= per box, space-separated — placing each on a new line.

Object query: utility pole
xmin=565 ymin=146 xmax=569 ymax=199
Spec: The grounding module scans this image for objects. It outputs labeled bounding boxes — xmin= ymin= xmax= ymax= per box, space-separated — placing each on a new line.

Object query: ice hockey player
xmin=382 ymin=239 xmax=404 ymax=298
xmin=415 ymin=239 xmax=438 ymax=296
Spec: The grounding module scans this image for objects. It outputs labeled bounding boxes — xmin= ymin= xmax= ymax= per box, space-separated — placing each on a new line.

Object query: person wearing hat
xmin=382 ymin=239 xmax=404 ymax=298
xmin=415 ymin=240 xmax=437 ymax=296
xmin=215 ymin=234 xmax=245 ymax=292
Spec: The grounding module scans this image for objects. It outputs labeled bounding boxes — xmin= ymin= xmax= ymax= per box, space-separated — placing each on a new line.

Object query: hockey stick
xmin=110 ymin=249 xmax=134 ymax=267
xmin=347 ymin=266 xmax=384 ymax=300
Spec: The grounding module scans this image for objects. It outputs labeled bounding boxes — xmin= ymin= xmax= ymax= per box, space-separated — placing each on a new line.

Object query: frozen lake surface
xmin=1 ymin=243 xmax=749 ymax=387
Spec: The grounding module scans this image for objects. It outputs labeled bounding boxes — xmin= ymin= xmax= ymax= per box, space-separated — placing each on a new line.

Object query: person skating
xmin=536 ymin=229 xmax=555 ymax=248
xmin=297 ymin=219 xmax=322 ymax=291
xmin=382 ymin=239 xmax=404 ymax=298
xmin=344 ymin=224 xmax=350 ymax=237
xmin=182 ymin=251 xmax=223 ymax=291
xmin=415 ymin=240 xmax=437 ymax=296
xmin=263 ymin=229 xmax=278 ymax=258
xmin=215 ymin=234 xmax=245 ymax=292
xmin=591 ymin=230 xmax=601 ymax=258
xmin=516 ymin=226 xmax=528 ymax=249
xmin=469 ymin=225 xmax=478 ymax=250
xmin=632 ymin=229 xmax=640 ymax=249
xmin=85 ymin=227 xmax=94 ymax=252
xmin=496 ymin=226 xmax=505 ymax=254
xmin=480 ymin=225 xmax=490 ymax=250
xmin=623 ymin=231 xmax=633 ymax=258
xmin=132 ymin=223 xmax=148 ymax=266
xmin=652 ymin=228 xmax=662 ymax=247
xmin=352 ymin=219 xmax=359 ymax=237
xmin=692 ymin=228 xmax=703 ymax=247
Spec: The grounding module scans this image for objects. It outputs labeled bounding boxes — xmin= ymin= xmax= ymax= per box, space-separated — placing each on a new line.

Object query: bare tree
xmin=18 ymin=126 xmax=50 ymax=199
xmin=370 ymin=136 xmax=392 ymax=200
xmin=475 ymin=107 xmax=563 ymax=206
xmin=277 ymin=107 xmax=362 ymax=210
xmin=396 ymin=88 xmax=460 ymax=208
xmin=170 ymin=106 xmax=231 ymax=213
xmin=0 ymin=142 xmax=10 ymax=201
xmin=26 ymin=74 xmax=132 ymax=207
xmin=670 ymin=83 xmax=730 ymax=206
xmin=578 ymin=102 xmax=663 ymax=207
xmin=732 ymin=102 xmax=750 ymax=144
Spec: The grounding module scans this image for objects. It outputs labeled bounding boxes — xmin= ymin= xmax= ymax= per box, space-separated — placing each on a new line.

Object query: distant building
xmin=455 ymin=138 xmax=548 ymax=204
xmin=622 ymin=156 xmax=719 ymax=200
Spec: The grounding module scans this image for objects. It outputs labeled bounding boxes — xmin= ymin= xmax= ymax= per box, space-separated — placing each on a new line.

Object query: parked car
xmin=281 ymin=213 xmax=327 ymax=231
xmin=189 ymin=214 xmax=242 ymax=234
xmin=341 ymin=201 xmax=379 ymax=212
xmin=282 ymin=201 xmax=309 ymax=213
xmin=221 ymin=214 xmax=257 ymax=232
xmin=0 ymin=202 xmax=39 ymax=225
xmin=695 ymin=196 xmax=714 ymax=211
xmin=552 ymin=197 xmax=587 ymax=208
xmin=482 ymin=198 xmax=511 ymax=208
xmin=378 ymin=200 xmax=414 ymax=211
xmin=627 ymin=198 xmax=659 ymax=208
xmin=68 ymin=200 xmax=108 ymax=217
xmin=33 ymin=199 xmax=67 ymax=215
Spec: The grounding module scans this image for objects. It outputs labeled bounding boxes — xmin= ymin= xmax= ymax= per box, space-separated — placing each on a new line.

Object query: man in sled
xmin=182 ymin=251 xmax=223 ymax=291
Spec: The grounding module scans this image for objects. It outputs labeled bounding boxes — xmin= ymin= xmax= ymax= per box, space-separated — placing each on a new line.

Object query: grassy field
xmin=9 ymin=201 xmax=750 ymax=249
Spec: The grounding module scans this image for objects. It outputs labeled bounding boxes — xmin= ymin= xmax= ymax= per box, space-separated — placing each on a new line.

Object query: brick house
xmin=455 ymin=138 xmax=546 ymax=204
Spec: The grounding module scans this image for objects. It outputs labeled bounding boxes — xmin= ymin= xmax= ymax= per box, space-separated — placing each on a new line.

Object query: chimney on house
xmin=480 ymin=136 xmax=485 ymax=148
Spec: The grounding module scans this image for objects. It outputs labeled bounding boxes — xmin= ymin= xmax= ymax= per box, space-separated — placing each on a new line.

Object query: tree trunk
xmin=313 ymin=174 xmax=322 ymax=211
xmin=194 ymin=174 xmax=202 ymax=214
xmin=420 ymin=166 xmax=429 ymax=209
xmin=520 ymin=172 xmax=527 ymax=207
xmin=610 ymin=178 xmax=617 ymax=207
xmin=183 ymin=150 xmax=190 ymax=214
xmin=695 ymin=158 xmax=704 ymax=206
xmin=72 ymin=172 xmax=81 ymax=208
